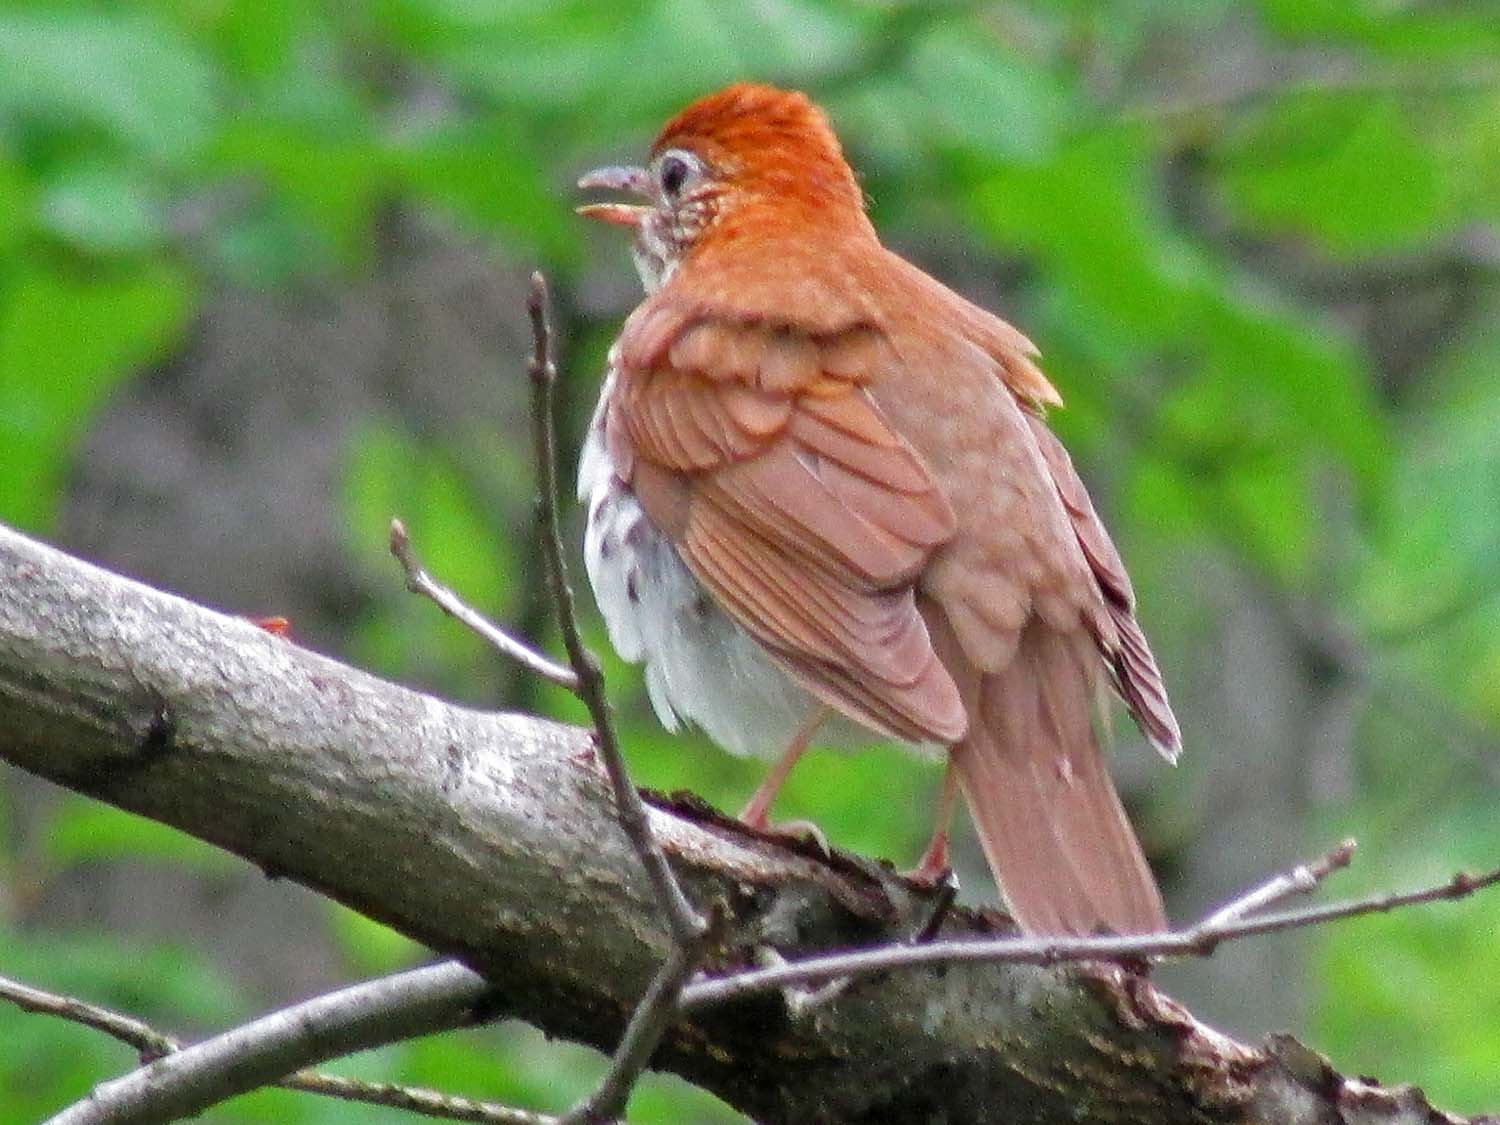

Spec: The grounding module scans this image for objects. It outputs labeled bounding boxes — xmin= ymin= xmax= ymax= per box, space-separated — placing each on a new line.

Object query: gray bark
xmin=0 ymin=523 xmax=1487 ymax=1125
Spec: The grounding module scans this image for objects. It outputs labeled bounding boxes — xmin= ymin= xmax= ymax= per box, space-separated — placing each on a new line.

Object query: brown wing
xmin=607 ymin=310 xmax=966 ymax=744
xmin=1024 ymin=415 xmax=1181 ymax=760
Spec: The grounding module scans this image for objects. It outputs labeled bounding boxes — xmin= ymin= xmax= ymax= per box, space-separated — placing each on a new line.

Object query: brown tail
xmin=932 ymin=613 xmax=1166 ymax=936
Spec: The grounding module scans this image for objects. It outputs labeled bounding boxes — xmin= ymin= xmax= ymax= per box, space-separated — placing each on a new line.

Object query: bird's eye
xmin=658 ymin=153 xmax=692 ymax=199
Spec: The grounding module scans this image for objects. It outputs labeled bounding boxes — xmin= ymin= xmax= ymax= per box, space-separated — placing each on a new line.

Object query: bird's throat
xmin=630 ymin=222 xmax=677 ymax=294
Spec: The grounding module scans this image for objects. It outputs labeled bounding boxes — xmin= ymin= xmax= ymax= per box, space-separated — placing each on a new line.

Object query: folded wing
xmin=607 ymin=310 xmax=966 ymax=743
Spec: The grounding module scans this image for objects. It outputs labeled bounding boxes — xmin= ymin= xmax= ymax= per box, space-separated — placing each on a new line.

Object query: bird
xmin=575 ymin=82 xmax=1180 ymax=936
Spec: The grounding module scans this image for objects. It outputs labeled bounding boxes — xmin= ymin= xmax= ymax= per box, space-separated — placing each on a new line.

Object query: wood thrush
xmin=577 ymin=83 xmax=1180 ymax=935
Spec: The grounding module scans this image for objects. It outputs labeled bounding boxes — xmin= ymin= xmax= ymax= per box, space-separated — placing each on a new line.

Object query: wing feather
xmin=609 ymin=312 xmax=966 ymax=743
xmin=1024 ymin=414 xmax=1182 ymax=760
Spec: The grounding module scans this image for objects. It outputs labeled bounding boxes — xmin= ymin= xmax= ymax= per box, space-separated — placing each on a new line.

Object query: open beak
xmin=577 ymin=165 xmax=651 ymax=228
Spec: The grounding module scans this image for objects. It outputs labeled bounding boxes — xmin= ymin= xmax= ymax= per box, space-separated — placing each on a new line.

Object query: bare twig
xmin=912 ymin=873 xmax=961 ymax=944
xmin=279 ymin=1072 xmax=554 ymax=1124
xmin=559 ymin=909 xmax=722 ymax=1125
xmin=0 ymin=973 xmax=178 ymax=1063
xmin=5 ymin=967 xmax=539 ymax=1123
xmin=784 ymin=871 xmax=962 ymax=1018
xmin=382 ymin=273 xmax=709 ymax=1120
xmin=525 ymin=272 xmax=708 ymax=1122
xmin=1201 ymin=838 xmax=1356 ymax=928
xmin=679 ymin=862 xmax=1500 ymax=1010
xmin=43 ymin=961 xmax=541 ymax=1125
xmin=389 ymin=518 xmax=578 ymax=691
xmin=525 ymin=272 xmax=703 ymax=946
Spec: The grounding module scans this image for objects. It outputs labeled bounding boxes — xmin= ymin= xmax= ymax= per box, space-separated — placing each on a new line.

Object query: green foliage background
xmin=2 ymin=1 xmax=1498 ymax=1120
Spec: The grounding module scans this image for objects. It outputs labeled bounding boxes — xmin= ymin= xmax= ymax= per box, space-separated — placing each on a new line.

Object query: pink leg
xmin=738 ymin=706 xmax=828 ymax=829
xmin=907 ymin=756 xmax=959 ymax=885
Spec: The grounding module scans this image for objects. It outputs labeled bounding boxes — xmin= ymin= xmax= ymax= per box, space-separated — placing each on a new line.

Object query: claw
xmin=904 ymin=829 xmax=951 ymax=887
xmin=743 ymin=816 xmax=831 ymax=858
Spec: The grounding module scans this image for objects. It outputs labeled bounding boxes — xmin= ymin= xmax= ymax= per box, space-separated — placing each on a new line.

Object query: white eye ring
xmin=655 ymin=149 xmax=700 ymax=199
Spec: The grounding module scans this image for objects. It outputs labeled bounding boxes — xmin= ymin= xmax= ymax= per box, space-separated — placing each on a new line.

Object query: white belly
xmin=576 ymin=379 xmax=817 ymax=759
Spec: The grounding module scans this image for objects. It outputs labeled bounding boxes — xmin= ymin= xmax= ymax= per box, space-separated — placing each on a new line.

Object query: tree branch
xmin=406 ymin=270 xmax=711 ymax=1124
xmin=680 ymin=855 xmax=1499 ymax=1009
xmin=1 ymin=521 xmax=1489 ymax=1124
xmin=522 ymin=273 xmax=704 ymax=949
xmin=0 ymin=973 xmax=179 ymax=1064
xmin=43 ymin=962 xmax=533 ymax=1125
xmin=3 ymin=968 xmax=547 ymax=1123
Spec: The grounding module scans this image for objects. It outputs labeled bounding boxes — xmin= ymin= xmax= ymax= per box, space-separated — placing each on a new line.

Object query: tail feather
xmin=930 ymin=610 xmax=1166 ymax=936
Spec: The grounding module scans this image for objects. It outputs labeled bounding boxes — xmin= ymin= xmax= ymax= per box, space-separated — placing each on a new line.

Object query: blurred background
xmin=1 ymin=0 xmax=1497 ymax=1120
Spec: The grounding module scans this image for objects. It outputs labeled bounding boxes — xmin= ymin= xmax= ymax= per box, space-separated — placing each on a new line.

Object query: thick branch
xmin=0 ymin=523 xmax=1486 ymax=1125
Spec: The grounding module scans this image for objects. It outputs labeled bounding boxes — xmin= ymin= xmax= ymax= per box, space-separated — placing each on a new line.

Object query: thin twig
xmin=279 ymin=1072 xmax=556 ymax=1124
xmin=1201 ymin=838 xmax=1356 ymax=928
xmin=37 ymin=961 xmax=560 ymax=1125
xmin=523 ymin=272 xmax=703 ymax=944
xmin=11 ymin=954 xmax=567 ymax=1122
xmin=525 ymin=271 xmax=707 ymax=1122
xmin=679 ymin=863 xmax=1500 ymax=1010
xmin=382 ymin=273 xmax=710 ymax=1120
xmin=389 ymin=518 xmax=578 ymax=691
xmin=5 ymin=965 xmax=556 ymax=1123
xmin=786 ymin=871 xmax=962 ymax=1018
xmin=912 ymin=874 xmax=961 ymax=945
xmin=559 ymin=909 xmax=722 ymax=1125
xmin=0 ymin=974 xmax=179 ymax=1063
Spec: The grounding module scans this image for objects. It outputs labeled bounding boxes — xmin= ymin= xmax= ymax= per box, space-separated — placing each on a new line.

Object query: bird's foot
xmin=903 ymin=830 xmax=952 ymax=888
xmin=738 ymin=809 xmax=831 ymax=857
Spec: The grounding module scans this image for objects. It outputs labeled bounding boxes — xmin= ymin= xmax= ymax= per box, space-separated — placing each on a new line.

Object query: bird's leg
xmin=738 ymin=705 xmax=828 ymax=829
xmin=906 ymin=755 xmax=960 ymax=885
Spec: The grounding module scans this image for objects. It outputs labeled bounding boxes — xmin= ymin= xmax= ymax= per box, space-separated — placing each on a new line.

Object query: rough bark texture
xmin=0 ymin=523 xmax=1487 ymax=1125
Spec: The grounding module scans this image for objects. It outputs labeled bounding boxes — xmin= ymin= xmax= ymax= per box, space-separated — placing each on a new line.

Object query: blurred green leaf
xmin=1124 ymin=455 xmax=1205 ymax=550
xmin=1216 ymin=96 xmax=1452 ymax=254
xmin=343 ymin=422 xmax=519 ymax=696
xmin=390 ymin=119 xmax=578 ymax=263
xmin=326 ymin=903 xmax=424 ymax=977
xmin=1313 ymin=808 xmax=1500 ymax=1115
xmin=1257 ymin=0 xmax=1500 ymax=60
xmin=1360 ymin=300 xmax=1500 ymax=719
xmin=907 ymin=24 xmax=1070 ymax=163
xmin=424 ymin=2 xmax=657 ymax=115
xmin=212 ymin=122 xmax=386 ymax=270
xmin=432 ymin=0 xmax=865 ymax=123
xmin=43 ymin=798 xmax=236 ymax=873
xmin=0 ymin=929 xmax=242 ymax=1121
xmin=1196 ymin=298 xmax=1387 ymax=489
xmin=0 ymin=155 xmax=30 ymax=257
xmin=0 ymin=260 xmax=195 ymax=529
xmin=647 ymin=0 xmax=866 ymax=86
xmin=0 ymin=11 xmax=218 ymax=164
xmin=36 ymin=159 xmax=166 ymax=254
xmin=191 ymin=0 xmax=302 ymax=82
xmin=967 ymin=127 xmax=1207 ymax=339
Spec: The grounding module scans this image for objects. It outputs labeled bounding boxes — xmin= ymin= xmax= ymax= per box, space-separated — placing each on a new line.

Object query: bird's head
xmin=578 ymin=83 xmax=870 ymax=293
